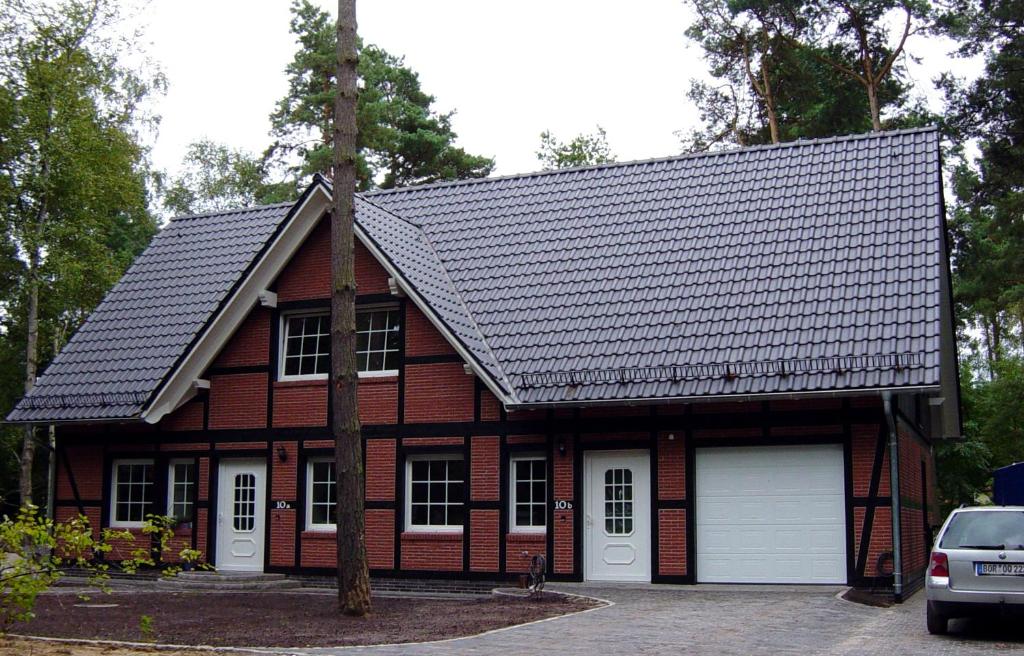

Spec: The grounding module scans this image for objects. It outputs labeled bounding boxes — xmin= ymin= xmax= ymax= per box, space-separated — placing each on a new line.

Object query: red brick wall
xmin=367 ymin=510 xmax=395 ymax=569
xmin=273 ymin=381 xmax=326 ymax=427
xmin=404 ymin=362 xmax=474 ymax=423
xmin=208 ymin=372 xmax=267 ymax=430
xmin=58 ymin=446 xmax=103 ymax=500
xmin=657 ymin=432 xmax=685 ymax=500
xmin=365 ymin=439 xmax=396 ymax=501
xmin=898 ymin=424 xmax=936 ymax=579
xmin=213 ymin=307 xmax=270 ymax=367
xmin=270 ymin=508 xmax=296 ymax=567
xmin=480 ymin=390 xmax=502 ymax=421
xmin=358 ymin=377 xmax=398 ymax=424
xmin=471 ymin=436 xmax=500 ymax=501
xmin=405 ymin=304 xmax=455 ymax=357
xmin=659 ymin=509 xmax=687 ymax=576
xmin=163 ymin=401 xmax=204 ymax=431
xmin=401 ymin=532 xmax=463 ymax=571
xmin=276 ymin=220 xmax=330 ymax=302
xmin=506 ymin=533 xmax=546 ymax=573
xmin=301 ymin=531 xmax=336 ymax=568
xmin=552 ymin=436 xmax=574 ymax=574
xmin=470 ymin=510 xmax=500 ymax=572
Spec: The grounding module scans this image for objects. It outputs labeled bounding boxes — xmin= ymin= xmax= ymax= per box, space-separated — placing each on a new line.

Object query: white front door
xmin=695 ymin=444 xmax=847 ymax=584
xmin=216 ymin=459 xmax=266 ymax=572
xmin=584 ymin=450 xmax=651 ymax=582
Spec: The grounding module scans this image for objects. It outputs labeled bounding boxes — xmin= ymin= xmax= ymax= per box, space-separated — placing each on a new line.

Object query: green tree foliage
xmin=535 ymin=126 xmax=616 ymax=170
xmin=265 ymin=0 xmax=493 ymax=191
xmin=0 ymin=506 xmax=125 ymax=628
xmin=681 ymin=0 xmax=929 ymax=150
xmin=0 ymin=0 xmax=161 ymax=506
xmin=936 ymin=0 xmax=1024 ymax=507
xmin=163 ymin=140 xmax=295 ymax=216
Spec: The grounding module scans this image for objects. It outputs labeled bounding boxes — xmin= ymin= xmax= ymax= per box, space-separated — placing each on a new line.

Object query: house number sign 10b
xmin=553 ymin=500 xmax=573 ymax=510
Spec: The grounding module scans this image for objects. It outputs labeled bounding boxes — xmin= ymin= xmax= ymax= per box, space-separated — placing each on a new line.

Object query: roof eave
xmin=505 ymin=383 xmax=943 ymax=411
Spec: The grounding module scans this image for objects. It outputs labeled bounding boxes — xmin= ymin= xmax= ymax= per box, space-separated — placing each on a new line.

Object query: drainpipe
xmin=883 ymin=392 xmax=903 ymax=600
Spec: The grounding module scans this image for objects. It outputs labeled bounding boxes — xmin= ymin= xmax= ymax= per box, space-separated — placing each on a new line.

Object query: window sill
xmin=274 ymin=378 xmax=327 ymax=389
xmin=357 ymin=373 xmax=398 ymax=385
xmin=301 ymin=529 xmax=336 ymax=538
xmin=401 ymin=531 xmax=463 ymax=541
xmin=274 ymin=375 xmax=398 ymax=388
xmin=507 ymin=530 xmax=547 ymax=540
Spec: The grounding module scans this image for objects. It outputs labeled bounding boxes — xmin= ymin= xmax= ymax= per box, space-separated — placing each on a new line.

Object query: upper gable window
xmin=282 ymin=313 xmax=330 ymax=379
xmin=355 ymin=308 xmax=400 ymax=375
xmin=280 ymin=308 xmax=399 ymax=380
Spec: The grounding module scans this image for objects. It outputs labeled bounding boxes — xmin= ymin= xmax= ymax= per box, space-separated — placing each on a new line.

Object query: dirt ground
xmin=0 ymin=637 xmax=212 ymax=656
xmin=8 ymin=590 xmax=597 ymax=649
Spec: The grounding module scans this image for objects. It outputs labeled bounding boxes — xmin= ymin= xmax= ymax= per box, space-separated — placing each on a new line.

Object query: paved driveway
xmin=293 ymin=584 xmax=1024 ymax=656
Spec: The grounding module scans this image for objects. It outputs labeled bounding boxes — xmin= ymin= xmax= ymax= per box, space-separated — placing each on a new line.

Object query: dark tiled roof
xmin=9 ymin=128 xmax=946 ymax=421
xmin=365 ymin=127 xmax=944 ymax=405
xmin=7 ymin=203 xmax=295 ymax=422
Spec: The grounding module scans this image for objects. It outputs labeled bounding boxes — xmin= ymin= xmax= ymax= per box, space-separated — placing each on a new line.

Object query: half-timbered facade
xmin=9 ymin=128 xmax=960 ymax=599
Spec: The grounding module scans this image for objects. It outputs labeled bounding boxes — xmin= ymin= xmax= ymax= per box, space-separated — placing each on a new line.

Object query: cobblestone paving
xmin=289 ymin=584 xmax=1024 ymax=656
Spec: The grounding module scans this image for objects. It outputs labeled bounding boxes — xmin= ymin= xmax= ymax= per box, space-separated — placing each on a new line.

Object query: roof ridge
xmin=364 ymin=126 xmax=939 ymax=198
xmin=169 ymin=201 xmax=296 ymax=223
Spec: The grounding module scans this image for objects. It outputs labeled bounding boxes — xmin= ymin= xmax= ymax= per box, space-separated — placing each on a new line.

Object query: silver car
xmin=926 ymin=506 xmax=1024 ymax=634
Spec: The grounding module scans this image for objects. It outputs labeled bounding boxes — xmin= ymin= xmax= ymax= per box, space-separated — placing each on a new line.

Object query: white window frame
xmin=405 ymin=454 xmax=465 ymax=533
xmin=166 ymin=458 xmax=196 ymax=523
xmin=110 ymin=458 xmax=155 ymax=528
xmin=278 ymin=306 xmax=400 ymax=381
xmin=510 ymin=455 xmax=547 ymax=533
xmin=279 ymin=311 xmax=331 ymax=381
xmin=306 ymin=458 xmax=337 ymax=531
xmin=354 ymin=304 xmax=400 ymax=377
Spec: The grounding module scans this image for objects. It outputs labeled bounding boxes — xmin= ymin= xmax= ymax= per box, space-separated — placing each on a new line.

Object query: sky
xmin=138 ymin=0 xmax=980 ymax=182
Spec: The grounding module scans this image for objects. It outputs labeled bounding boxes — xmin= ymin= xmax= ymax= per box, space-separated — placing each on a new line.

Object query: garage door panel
xmin=696 ymin=445 xmax=847 ymax=584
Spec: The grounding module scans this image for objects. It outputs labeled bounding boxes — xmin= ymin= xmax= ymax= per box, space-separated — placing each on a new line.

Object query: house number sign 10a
xmin=553 ymin=500 xmax=573 ymax=510
xmin=273 ymin=500 xmax=293 ymax=510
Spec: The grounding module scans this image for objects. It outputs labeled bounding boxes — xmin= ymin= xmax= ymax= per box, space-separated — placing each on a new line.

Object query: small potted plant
xmin=178 ymin=548 xmax=205 ymax=572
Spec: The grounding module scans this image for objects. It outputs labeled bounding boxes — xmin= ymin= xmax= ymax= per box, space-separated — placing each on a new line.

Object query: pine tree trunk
xmin=866 ymin=82 xmax=881 ymax=132
xmin=20 ymin=253 xmax=41 ymax=506
xmin=332 ymin=0 xmax=371 ymax=617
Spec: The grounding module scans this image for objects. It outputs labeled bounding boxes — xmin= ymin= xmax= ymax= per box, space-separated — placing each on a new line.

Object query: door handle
xmin=585 ymin=514 xmax=593 ymax=528
xmin=217 ymin=513 xmax=223 ymax=524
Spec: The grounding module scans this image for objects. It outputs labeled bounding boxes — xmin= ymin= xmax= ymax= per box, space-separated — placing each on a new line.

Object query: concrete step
xmin=158 ymin=571 xmax=300 ymax=590
xmin=157 ymin=576 xmax=300 ymax=591
xmin=173 ymin=571 xmax=287 ymax=583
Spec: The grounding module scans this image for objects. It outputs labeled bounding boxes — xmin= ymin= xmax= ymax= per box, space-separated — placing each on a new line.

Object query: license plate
xmin=976 ymin=562 xmax=1024 ymax=576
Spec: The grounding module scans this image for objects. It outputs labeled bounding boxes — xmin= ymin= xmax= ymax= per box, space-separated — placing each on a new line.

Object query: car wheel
xmin=926 ymin=601 xmax=948 ymax=635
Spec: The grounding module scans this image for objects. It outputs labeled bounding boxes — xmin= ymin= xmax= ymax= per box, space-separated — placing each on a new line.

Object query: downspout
xmin=883 ymin=392 xmax=903 ymax=600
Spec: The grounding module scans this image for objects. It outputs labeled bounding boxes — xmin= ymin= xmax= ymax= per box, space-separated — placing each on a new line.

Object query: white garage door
xmin=695 ymin=444 xmax=847 ymax=584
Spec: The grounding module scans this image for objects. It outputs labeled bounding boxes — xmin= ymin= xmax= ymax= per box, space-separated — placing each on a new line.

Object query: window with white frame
xmin=355 ymin=308 xmax=399 ymax=374
xmin=282 ymin=313 xmax=330 ymax=378
xmin=307 ymin=459 xmax=337 ymax=529
xmin=111 ymin=459 xmax=155 ymax=527
xmin=406 ymin=456 xmax=464 ymax=531
xmin=167 ymin=459 xmax=196 ymax=522
xmin=510 ymin=456 xmax=546 ymax=532
xmin=280 ymin=308 xmax=400 ymax=380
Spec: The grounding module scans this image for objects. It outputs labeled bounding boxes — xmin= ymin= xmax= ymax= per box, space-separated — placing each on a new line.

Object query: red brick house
xmin=8 ymin=128 xmax=960 ymax=599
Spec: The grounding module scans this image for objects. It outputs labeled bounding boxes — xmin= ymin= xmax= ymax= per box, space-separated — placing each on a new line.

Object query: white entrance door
xmin=216 ymin=459 xmax=266 ymax=572
xmin=695 ymin=444 xmax=847 ymax=584
xmin=584 ymin=450 xmax=651 ymax=582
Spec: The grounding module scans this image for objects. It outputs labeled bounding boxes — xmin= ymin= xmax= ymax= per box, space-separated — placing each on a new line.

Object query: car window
xmin=940 ymin=511 xmax=1024 ymax=549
